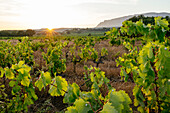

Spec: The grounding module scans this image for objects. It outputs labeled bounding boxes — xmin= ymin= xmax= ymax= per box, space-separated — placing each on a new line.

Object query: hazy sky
xmin=0 ymin=0 xmax=170 ymax=30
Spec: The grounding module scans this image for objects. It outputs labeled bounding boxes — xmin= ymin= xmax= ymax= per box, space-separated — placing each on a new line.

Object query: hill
xmin=96 ymin=12 xmax=170 ymax=28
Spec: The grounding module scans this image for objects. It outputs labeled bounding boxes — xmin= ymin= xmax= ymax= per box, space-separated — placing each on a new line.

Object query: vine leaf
xmin=49 ymin=76 xmax=68 ymax=96
xmin=35 ymin=72 xmax=51 ymax=91
xmin=4 ymin=68 xmax=14 ymax=79
xmin=100 ymin=102 xmax=118 ymax=113
xmin=108 ymin=90 xmax=132 ymax=113
xmin=0 ymin=67 xmax=5 ymax=78
xmin=65 ymin=106 xmax=78 ymax=113
xmin=21 ymin=76 xmax=30 ymax=86
xmin=74 ymin=99 xmax=92 ymax=113
xmin=63 ymin=83 xmax=80 ymax=104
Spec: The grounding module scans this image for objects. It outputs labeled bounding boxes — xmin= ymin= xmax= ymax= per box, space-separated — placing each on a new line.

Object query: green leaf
xmin=32 ymin=92 xmax=38 ymax=101
xmin=35 ymin=76 xmax=44 ymax=91
xmin=120 ymin=69 xmax=129 ymax=82
xmin=64 ymin=83 xmax=80 ymax=104
xmin=100 ymin=102 xmax=118 ymax=113
xmin=148 ymin=47 xmax=153 ymax=59
xmin=49 ymin=76 xmax=68 ymax=96
xmin=21 ymin=76 xmax=30 ymax=86
xmin=108 ymin=90 xmax=132 ymax=113
xmin=23 ymin=84 xmax=37 ymax=100
xmin=155 ymin=17 xmax=169 ymax=28
xmin=24 ymin=94 xmax=34 ymax=106
xmin=101 ymin=48 xmax=108 ymax=56
xmin=91 ymin=82 xmax=100 ymax=92
xmin=80 ymin=91 xmax=94 ymax=101
xmin=44 ymin=72 xmax=51 ymax=84
xmin=137 ymin=106 xmax=145 ymax=113
xmin=119 ymin=90 xmax=132 ymax=113
xmin=0 ymin=67 xmax=5 ymax=78
xmin=9 ymin=80 xmax=16 ymax=87
xmin=23 ymin=65 xmax=31 ymax=73
xmin=16 ymin=64 xmax=31 ymax=75
xmin=17 ymin=68 xmax=25 ymax=74
xmin=12 ymin=85 xmax=21 ymax=94
xmin=11 ymin=64 xmax=18 ymax=70
xmin=35 ymin=71 xmax=51 ymax=91
xmin=65 ymin=106 xmax=78 ymax=113
xmin=133 ymin=85 xmax=145 ymax=108
xmin=18 ymin=61 xmax=25 ymax=67
xmin=5 ymin=68 xmax=14 ymax=79
xmin=74 ymin=99 xmax=92 ymax=113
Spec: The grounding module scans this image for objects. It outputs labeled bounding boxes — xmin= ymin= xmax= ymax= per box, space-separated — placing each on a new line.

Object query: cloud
xmin=0 ymin=0 xmax=22 ymax=9
xmin=22 ymin=0 xmax=140 ymax=6
xmin=0 ymin=0 xmax=140 ymax=29
xmin=69 ymin=0 xmax=139 ymax=5
xmin=0 ymin=0 xmax=23 ymax=17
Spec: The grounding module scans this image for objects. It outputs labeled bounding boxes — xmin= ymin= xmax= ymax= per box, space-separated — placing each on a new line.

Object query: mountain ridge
xmin=96 ymin=12 xmax=170 ymax=28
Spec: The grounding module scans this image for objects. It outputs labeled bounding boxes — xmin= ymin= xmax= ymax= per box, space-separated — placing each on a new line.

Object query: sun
xmin=48 ymin=28 xmax=53 ymax=31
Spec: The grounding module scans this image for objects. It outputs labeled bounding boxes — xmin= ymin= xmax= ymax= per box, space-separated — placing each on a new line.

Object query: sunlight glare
xmin=48 ymin=28 xmax=53 ymax=31
xmin=17 ymin=0 xmax=86 ymax=29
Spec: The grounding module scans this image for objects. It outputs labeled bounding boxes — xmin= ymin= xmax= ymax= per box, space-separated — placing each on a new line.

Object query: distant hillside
xmin=96 ymin=12 xmax=170 ymax=28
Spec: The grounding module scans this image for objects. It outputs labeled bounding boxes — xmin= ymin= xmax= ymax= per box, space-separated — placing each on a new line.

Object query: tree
xmin=25 ymin=29 xmax=36 ymax=36
xmin=17 ymin=30 xmax=26 ymax=36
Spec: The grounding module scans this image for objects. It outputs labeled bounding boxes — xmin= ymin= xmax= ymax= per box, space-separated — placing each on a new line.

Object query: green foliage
xmin=14 ymin=37 xmax=34 ymax=66
xmin=31 ymin=41 xmax=46 ymax=51
xmin=90 ymin=48 xmax=99 ymax=62
xmin=0 ymin=38 xmax=133 ymax=113
xmin=101 ymin=48 xmax=108 ymax=57
xmin=0 ymin=37 xmax=34 ymax=68
xmin=49 ymin=76 xmax=68 ymax=96
xmin=4 ymin=18 xmax=170 ymax=113
xmin=90 ymin=47 xmax=108 ymax=67
xmin=107 ymin=17 xmax=170 ymax=112
xmin=107 ymin=16 xmax=170 ymax=47
xmin=86 ymin=66 xmax=110 ymax=89
xmin=100 ymin=102 xmax=118 ymax=113
xmin=0 ymin=81 xmax=8 ymax=112
xmin=73 ymin=36 xmax=96 ymax=47
xmin=42 ymin=42 xmax=66 ymax=75
xmin=69 ymin=44 xmax=86 ymax=73
xmin=79 ymin=44 xmax=91 ymax=62
xmin=35 ymin=71 xmax=51 ymax=91
xmin=63 ymin=83 xmax=80 ymax=104
xmin=0 ymin=41 xmax=16 ymax=68
xmin=34 ymin=65 xmax=132 ymax=113
xmin=67 ymin=99 xmax=92 ymax=113
xmin=90 ymin=47 xmax=108 ymax=61
xmin=0 ymin=61 xmax=38 ymax=112
xmin=108 ymin=90 xmax=132 ymax=113
xmin=123 ymin=17 xmax=169 ymax=42
xmin=70 ymin=66 xmax=132 ymax=113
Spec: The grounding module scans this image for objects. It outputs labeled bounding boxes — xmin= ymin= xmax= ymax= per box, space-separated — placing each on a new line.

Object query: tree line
xmin=0 ymin=29 xmax=36 ymax=37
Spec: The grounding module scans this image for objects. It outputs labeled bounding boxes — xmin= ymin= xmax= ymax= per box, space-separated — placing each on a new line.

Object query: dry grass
xmin=31 ymin=40 xmax=129 ymax=85
xmin=0 ymin=39 xmax=19 ymax=45
xmin=33 ymin=49 xmax=46 ymax=70
xmin=111 ymin=81 xmax=136 ymax=100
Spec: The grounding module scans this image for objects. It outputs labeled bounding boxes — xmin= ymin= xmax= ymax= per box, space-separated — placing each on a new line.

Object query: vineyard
xmin=0 ymin=17 xmax=170 ymax=113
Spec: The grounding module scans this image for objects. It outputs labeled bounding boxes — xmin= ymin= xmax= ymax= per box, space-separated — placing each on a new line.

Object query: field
xmin=0 ymin=38 xmax=135 ymax=111
xmin=0 ymin=17 xmax=169 ymax=113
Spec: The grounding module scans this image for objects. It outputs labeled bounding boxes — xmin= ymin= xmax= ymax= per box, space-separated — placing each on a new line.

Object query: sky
xmin=0 ymin=0 xmax=170 ymax=30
